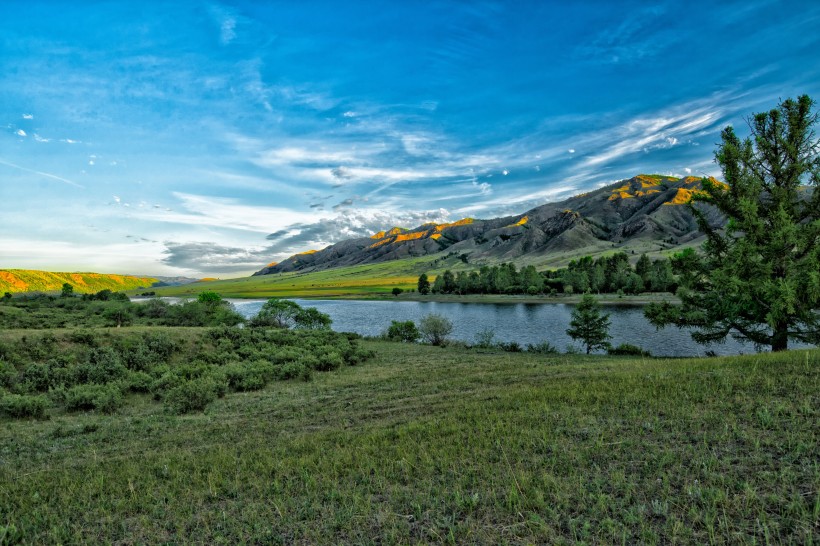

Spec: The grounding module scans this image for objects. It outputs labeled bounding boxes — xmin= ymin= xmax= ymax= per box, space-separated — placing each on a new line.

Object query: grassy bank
xmin=142 ymin=259 xmax=435 ymax=299
xmin=1 ymin=331 xmax=817 ymax=544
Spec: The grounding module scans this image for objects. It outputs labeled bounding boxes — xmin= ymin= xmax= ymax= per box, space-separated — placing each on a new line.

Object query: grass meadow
xmin=144 ymin=258 xmax=435 ymax=299
xmin=1 ymin=332 xmax=817 ymax=544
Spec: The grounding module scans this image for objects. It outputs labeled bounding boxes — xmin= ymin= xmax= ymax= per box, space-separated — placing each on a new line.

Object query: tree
xmin=61 ymin=283 xmax=74 ymax=298
xmin=392 ymin=287 xmax=403 ymax=297
xmin=646 ymin=95 xmax=820 ymax=351
xmin=293 ymin=307 xmax=332 ymax=330
xmin=385 ymin=320 xmax=420 ymax=342
xmin=417 ymin=273 xmax=431 ymax=295
xmin=566 ymin=294 xmax=611 ymax=354
xmin=250 ymin=298 xmax=302 ymax=328
xmin=197 ymin=291 xmax=223 ymax=305
xmin=419 ymin=313 xmax=453 ymax=346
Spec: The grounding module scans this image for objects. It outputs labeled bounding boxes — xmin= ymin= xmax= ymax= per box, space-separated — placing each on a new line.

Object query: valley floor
xmin=1 ymin=333 xmax=817 ymax=544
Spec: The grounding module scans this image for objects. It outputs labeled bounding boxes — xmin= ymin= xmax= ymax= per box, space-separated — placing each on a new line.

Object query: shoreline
xmin=133 ymin=292 xmax=678 ymax=306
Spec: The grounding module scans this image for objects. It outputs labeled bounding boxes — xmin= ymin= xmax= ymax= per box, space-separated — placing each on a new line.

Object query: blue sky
xmin=2 ymin=1 xmax=819 ymax=277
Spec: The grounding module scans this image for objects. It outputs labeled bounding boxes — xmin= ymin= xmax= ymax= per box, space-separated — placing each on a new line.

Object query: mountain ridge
xmin=255 ymin=174 xmax=725 ymax=275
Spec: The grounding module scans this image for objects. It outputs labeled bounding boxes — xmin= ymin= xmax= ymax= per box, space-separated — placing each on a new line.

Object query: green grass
xmin=1 ymin=332 xmax=817 ymax=544
xmin=145 ymin=257 xmax=442 ymax=299
xmin=0 ymin=269 xmax=157 ymax=295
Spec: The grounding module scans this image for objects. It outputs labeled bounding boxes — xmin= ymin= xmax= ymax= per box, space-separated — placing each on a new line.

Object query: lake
xmin=227 ymin=298 xmax=771 ymax=357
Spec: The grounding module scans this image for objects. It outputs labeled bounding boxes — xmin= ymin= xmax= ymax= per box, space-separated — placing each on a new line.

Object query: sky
xmin=2 ymin=1 xmax=819 ymax=278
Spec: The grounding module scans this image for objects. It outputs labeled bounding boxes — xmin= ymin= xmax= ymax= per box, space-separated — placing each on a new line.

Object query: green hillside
xmin=0 ymin=269 xmax=158 ymax=294
xmin=1 ymin=327 xmax=816 ymax=543
xmin=143 ymin=256 xmax=443 ymax=298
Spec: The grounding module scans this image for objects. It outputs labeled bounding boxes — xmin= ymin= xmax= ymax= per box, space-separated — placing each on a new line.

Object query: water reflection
xmin=226 ymin=298 xmax=778 ymax=357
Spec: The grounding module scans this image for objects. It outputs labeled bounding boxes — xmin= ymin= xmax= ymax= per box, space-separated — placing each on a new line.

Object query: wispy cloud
xmin=0 ymin=158 xmax=85 ymax=188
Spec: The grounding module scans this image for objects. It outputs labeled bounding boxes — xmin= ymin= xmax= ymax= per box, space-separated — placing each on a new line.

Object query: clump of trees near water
xmin=418 ymin=252 xmax=676 ymax=297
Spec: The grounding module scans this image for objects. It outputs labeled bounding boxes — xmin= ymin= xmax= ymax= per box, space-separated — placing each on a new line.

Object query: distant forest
xmin=421 ymin=251 xmax=683 ymax=296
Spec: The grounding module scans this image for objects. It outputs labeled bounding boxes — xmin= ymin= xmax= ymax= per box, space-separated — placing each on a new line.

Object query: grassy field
xmin=1 ymin=331 xmax=817 ymax=544
xmin=0 ymin=270 xmax=157 ymax=295
xmin=144 ymin=257 xmax=439 ymax=299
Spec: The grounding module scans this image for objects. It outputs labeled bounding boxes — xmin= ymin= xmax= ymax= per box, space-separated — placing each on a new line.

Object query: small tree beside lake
xmin=419 ymin=313 xmax=453 ymax=346
xmin=566 ymin=294 xmax=611 ymax=354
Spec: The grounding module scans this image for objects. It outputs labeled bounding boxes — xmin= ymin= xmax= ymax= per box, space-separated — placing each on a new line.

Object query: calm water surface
xmin=226 ymin=298 xmax=772 ymax=357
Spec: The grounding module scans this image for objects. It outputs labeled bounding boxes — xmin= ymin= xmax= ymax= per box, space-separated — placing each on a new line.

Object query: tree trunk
xmin=772 ymin=323 xmax=788 ymax=352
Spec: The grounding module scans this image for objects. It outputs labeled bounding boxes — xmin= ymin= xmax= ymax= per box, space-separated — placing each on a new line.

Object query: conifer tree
xmin=646 ymin=95 xmax=820 ymax=351
xmin=567 ymin=294 xmax=611 ymax=354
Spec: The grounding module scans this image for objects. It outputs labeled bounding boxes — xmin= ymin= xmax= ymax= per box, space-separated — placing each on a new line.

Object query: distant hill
xmin=255 ymin=174 xmax=726 ymax=275
xmin=0 ymin=270 xmax=159 ymax=294
xmin=145 ymin=275 xmax=202 ymax=287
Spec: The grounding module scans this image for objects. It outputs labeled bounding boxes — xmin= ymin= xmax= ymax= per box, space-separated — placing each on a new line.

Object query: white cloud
xmin=133 ymin=192 xmax=319 ymax=234
xmin=568 ymin=149 xmax=575 ymax=154
xmin=22 ymin=114 xmax=33 ymax=120
xmin=15 ymin=129 xmax=26 ymax=137
xmin=62 ymin=138 xmax=80 ymax=144
xmin=502 ymin=169 xmax=509 ymax=176
xmin=685 ymin=167 xmax=692 ymax=174
xmin=342 ymin=111 xmax=357 ymax=118
xmin=33 ymin=134 xmax=50 ymax=142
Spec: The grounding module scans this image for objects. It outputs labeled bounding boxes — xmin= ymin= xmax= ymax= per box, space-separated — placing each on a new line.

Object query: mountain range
xmin=255 ymin=174 xmax=725 ymax=275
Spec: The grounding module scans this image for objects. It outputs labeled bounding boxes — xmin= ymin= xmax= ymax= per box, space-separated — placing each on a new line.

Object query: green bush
xmin=223 ymin=360 xmax=275 ymax=392
xmin=497 ymin=341 xmax=522 ymax=352
xmin=65 ymin=384 xmax=123 ymax=413
xmin=385 ymin=320 xmax=420 ymax=343
xmin=19 ymin=362 xmax=51 ymax=392
xmin=67 ymin=329 xmax=98 ymax=346
xmin=276 ymin=361 xmax=312 ymax=381
xmin=419 ymin=314 xmax=453 ymax=346
xmin=526 ymin=341 xmax=559 ymax=354
xmin=0 ymin=393 xmax=50 ymax=419
xmin=127 ymin=371 xmax=153 ymax=393
xmin=607 ymin=343 xmax=651 ymax=356
xmin=0 ymin=360 xmax=15 ymax=389
xmin=164 ymin=376 xmax=221 ymax=414
xmin=313 ymin=351 xmax=344 ymax=371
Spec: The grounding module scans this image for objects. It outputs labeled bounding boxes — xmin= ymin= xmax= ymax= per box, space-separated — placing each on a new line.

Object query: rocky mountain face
xmin=254 ymin=175 xmax=725 ymax=275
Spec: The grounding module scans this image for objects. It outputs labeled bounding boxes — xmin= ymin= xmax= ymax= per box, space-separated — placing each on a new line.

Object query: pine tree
xmin=646 ymin=95 xmax=820 ymax=351
xmin=417 ymin=273 xmax=431 ymax=295
xmin=566 ymin=294 xmax=611 ymax=354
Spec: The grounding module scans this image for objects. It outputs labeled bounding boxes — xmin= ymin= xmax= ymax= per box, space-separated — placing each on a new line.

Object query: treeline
xmin=419 ymin=252 xmax=678 ymax=296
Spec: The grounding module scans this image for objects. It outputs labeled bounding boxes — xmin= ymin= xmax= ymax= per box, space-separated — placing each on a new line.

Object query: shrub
xmin=607 ymin=343 xmax=651 ymax=356
xmin=392 ymin=287 xmax=403 ymax=296
xmin=127 ymin=371 xmax=154 ymax=392
xmin=0 ymin=393 xmax=50 ymax=419
xmin=68 ymin=329 xmax=98 ymax=346
xmin=294 ymin=307 xmax=332 ymax=330
xmin=0 ymin=360 xmax=15 ymax=389
xmin=314 ymin=351 xmax=344 ymax=371
xmin=223 ymin=361 xmax=275 ymax=392
xmin=386 ymin=320 xmax=420 ymax=343
xmin=497 ymin=341 xmax=523 ymax=352
xmin=276 ymin=361 xmax=312 ymax=381
xmin=78 ymin=347 xmax=128 ymax=384
xmin=19 ymin=363 xmax=52 ymax=392
xmin=473 ymin=329 xmax=495 ymax=348
xmin=164 ymin=376 xmax=221 ymax=414
xmin=526 ymin=341 xmax=559 ymax=354
xmin=419 ymin=313 xmax=453 ymax=346
xmin=65 ymin=384 xmax=123 ymax=413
